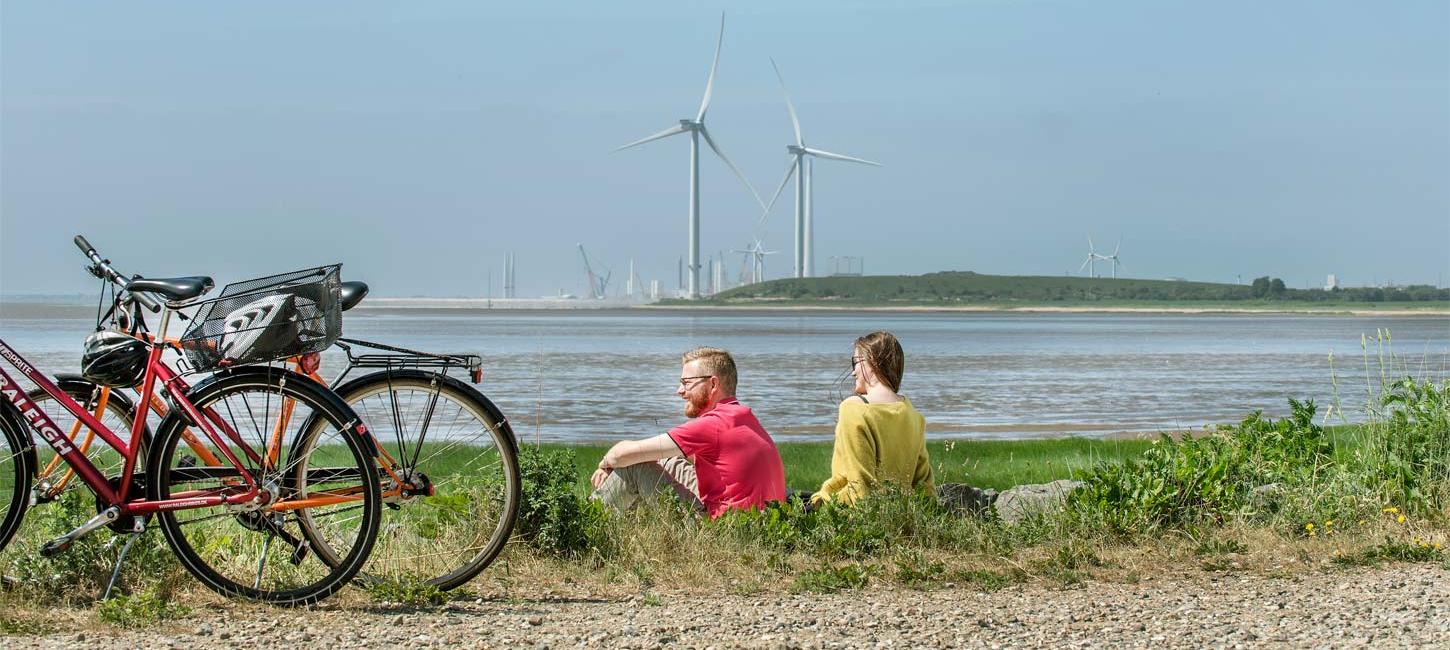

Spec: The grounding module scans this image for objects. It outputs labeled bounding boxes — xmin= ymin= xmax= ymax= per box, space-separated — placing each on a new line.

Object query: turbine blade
xmin=802 ymin=147 xmax=881 ymax=166
xmin=614 ymin=124 xmax=689 ymax=151
xmin=1113 ymin=238 xmax=1121 ymax=256
xmin=757 ymin=157 xmax=800 ymax=228
xmin=1087 ymin=236 xmax=1095 ymax=254
xmin=697 ymin=12 xmax=725 ymax=121
xmin=770 ymin=58 xmax=803 ymax=146
xmin=1079 ymin=256 xmax=1092 ymax=272
xmin=700 ymin=126 xmax=764 ymax=209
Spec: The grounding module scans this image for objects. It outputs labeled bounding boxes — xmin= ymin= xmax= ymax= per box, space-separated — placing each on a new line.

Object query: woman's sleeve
xmin=826 ymin=404 xmax=878 ymax=506
xmin=912 ymin=442 xmax=935 ymax=496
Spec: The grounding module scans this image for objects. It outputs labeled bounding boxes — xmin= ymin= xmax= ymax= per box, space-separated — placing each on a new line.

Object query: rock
xmin=994 ymin=479 xmax=1084 ymax=523
xmin=937 ymin=483 xmax=998 ymax=516
xmin=1250 ymin=483 xmax=1284 ymax=510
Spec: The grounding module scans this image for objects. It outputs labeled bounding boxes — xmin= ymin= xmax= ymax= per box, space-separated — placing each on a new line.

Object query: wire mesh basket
xmin=179 ymin=264 xmax=342 ymax=371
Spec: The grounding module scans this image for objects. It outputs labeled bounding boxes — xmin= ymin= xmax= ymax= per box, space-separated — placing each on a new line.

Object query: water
xmin=3 ymin=302 xmax=1447 ymax=443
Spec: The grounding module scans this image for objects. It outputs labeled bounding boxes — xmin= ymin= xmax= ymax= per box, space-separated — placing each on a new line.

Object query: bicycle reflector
xmin=470 ymin=367 xmax=483 ymax=384
xmin=299 ymin=352 xmax=321 ymax=375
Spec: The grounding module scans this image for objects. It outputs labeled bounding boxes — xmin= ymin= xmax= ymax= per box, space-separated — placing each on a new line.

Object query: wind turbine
xmin=1079 ymin=237 xmax=1117 ymax=278
xmin=615 ymin=14 xmax=763 ymax=299
xmin=732 ymin=237 xmax=777 ymax=284
xmin=760 ymin=59 xmax=880 ymax=279
xmin=1104 ymin=239 xmax=1123 ymax=278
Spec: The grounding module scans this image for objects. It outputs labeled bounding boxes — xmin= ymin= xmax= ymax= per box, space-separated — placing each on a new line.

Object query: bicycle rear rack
xmin=333 ymin=337 xmax=483 ymax=384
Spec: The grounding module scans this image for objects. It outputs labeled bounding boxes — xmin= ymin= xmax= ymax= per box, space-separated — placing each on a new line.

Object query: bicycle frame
xmin=0 ymin=336 xmax=263 ymax=514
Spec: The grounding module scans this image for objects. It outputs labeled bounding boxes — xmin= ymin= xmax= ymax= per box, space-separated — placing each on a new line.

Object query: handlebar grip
xmin=74 ymin=235 xmax=95 ymax=256
xmin=130 ymin=288 xmax=162 ymax=313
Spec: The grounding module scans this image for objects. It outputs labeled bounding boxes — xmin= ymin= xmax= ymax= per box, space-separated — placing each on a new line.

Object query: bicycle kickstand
xmin=101 ymin=532 xmax=144 ymax=601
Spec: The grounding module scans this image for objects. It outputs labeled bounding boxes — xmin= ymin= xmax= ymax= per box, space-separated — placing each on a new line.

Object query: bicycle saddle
xmin=339 ymin=281 xmax=369 ymax=311
xmin=129 ymin=276 xmax=214 ymax=302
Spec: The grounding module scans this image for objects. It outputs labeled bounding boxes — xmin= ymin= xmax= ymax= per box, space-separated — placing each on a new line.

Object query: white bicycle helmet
xmin=218 ymin=294 xmax=300 ymax=363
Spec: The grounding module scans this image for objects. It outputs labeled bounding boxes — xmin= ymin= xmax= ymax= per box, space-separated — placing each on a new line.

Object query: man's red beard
xmin=683 ymin=390 xmax=711 ymax=418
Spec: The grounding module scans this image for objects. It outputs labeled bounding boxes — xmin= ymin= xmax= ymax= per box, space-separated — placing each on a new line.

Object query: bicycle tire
xmin=147 ymin=367 xmax=381 ymax=606
xmin=0 ymin=405 xmax=33 ymax=553
xmin=25 ymin=375 xmax=150 ymax=501
xmin=301 ymin=369 xmax=520 ymax=591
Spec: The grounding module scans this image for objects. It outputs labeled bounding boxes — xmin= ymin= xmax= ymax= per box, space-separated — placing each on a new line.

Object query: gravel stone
xmin=7 ymin=564 xmax=1448 ymax=648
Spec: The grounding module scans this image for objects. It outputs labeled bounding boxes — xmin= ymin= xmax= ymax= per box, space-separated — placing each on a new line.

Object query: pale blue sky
xmin=3 ymin=1 xmax=1447 ymax=297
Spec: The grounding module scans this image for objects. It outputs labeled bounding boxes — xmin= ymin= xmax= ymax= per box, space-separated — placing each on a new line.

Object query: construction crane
xmin=577 ymin=243 xmax=611 ymax=299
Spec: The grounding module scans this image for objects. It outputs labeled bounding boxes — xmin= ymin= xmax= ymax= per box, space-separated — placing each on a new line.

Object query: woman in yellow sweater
xmin=812 ymin=331 xmax=934 ymax=505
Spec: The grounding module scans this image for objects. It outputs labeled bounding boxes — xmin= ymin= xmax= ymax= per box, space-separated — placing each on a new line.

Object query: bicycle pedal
xmin=38 ymin=537 xmax=73 ymax=558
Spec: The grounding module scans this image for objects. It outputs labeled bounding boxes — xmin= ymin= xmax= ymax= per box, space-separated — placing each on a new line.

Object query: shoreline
xmin=4 ymin=296 xmax=1445 ymax=317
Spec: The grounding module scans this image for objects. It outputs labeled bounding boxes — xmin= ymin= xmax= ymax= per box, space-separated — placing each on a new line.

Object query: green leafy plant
xmin=96 ymin=590 xmax=190 ymax=628
xmin=1071 ymin=399 xmax=1333 ymax=534
xmin=516 ymin=447 xmax=612 ymax=557
xmin=790 ymin=562 xmax=876 ymax=593
xmin=365 ymin=577 xmax=447 ymax=607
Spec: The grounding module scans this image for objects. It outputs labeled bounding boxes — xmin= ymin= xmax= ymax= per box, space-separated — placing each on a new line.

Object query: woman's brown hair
xmin=855 ymin=331 xmax=904 ymax=393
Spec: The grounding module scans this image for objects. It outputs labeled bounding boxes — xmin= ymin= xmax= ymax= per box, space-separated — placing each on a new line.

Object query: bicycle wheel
xmin=147 ymin=367 xmax=380 ymax=606
xmin=0 ymin=407 xmax=33 ymax=552
xmin=25 ymin=375 xmax=149 ymax=502
xmin=302 ymin=369 xmax=520 ymax=591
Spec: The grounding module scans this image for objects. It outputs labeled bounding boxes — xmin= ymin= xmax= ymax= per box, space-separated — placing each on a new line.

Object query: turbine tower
xmin=761 ymin=59 xmax=880 ymax=278
xmin=615 ymin=14 xmax=763 ymax=299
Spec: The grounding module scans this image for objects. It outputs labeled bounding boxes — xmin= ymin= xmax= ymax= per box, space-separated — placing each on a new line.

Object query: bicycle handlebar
xmin=74 ymin=234 xmax=161 ymax=313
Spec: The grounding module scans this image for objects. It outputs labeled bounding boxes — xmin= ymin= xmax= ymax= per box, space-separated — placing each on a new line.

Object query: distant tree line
xmin=709 ymin=272 xmax=1450 ymax=304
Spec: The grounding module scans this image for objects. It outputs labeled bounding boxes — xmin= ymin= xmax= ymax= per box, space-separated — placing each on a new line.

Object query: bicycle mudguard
xmin=0 ymin=400 xmax=38 ymax=480
xmin=46 ymin=374 xmax=143 ymax=428
xmin=329 ymin=368 xmax=520 ymax=453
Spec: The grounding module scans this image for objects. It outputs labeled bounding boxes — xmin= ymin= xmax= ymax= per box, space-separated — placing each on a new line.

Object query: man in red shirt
xmin=590 ymin=347 xmax=786 ymax=518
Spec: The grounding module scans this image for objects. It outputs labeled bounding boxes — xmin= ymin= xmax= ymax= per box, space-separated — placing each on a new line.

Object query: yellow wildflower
xmin=1397 ymin=514 xmax=1406 ymax=524
xmin=1383 ymin=506 xmax=1399 ymax=514
xmin=1305 ymin=523 xmax=1314 ymax=531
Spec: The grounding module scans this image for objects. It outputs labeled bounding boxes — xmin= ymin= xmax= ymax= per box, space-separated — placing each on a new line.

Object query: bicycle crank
xmin=39 ymin=506 xmax=121 ymax=557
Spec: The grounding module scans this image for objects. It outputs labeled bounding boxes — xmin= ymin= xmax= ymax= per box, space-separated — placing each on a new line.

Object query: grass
xmin=0 ymin=358 xmax=1444 ymax=627
xmin=562 ymin=437 xmax=1154 ymax=494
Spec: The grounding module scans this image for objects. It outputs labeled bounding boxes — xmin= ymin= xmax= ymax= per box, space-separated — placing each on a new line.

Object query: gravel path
xmin=14 ymin=563 xmax=1448 ymax=648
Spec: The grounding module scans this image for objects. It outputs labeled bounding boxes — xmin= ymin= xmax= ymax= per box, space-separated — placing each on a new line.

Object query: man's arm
xmin=590 ymin=433 xmax=684 ymax=489
xmin=601 ymin=433 xmax=683 ymax=469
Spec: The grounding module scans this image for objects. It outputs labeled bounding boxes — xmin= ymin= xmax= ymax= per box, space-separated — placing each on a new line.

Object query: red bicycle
xmin=0 ymin=236 xmax=382 ymax=605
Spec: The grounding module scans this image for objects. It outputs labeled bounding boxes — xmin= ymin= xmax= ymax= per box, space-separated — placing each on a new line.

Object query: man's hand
xmin=590 ymin=467 xmax=612 ymax=490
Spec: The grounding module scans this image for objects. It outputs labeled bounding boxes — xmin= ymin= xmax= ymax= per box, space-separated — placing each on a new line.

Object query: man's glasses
xmin=679 ymin=375 xmax=714 ymax=388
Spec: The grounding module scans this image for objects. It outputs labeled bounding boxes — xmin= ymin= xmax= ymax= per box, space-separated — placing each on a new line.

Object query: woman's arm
xmin=813 ymin=402 xmax=878 ymax=505
xmin=911 ymin=443 xmax=935 ymax=495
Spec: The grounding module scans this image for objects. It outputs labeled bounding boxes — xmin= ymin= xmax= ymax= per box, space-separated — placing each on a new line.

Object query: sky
xmin=2 ymin=1 xmax=1447 ymax=298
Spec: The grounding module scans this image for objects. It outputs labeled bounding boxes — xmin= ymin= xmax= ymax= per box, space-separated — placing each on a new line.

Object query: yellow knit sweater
xmin=812 ymin=396 xmax=934 ymax=505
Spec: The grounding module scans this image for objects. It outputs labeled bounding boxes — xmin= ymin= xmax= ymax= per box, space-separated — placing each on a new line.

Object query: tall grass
xmin=1 ymin=334 xmax=1444 ymax=617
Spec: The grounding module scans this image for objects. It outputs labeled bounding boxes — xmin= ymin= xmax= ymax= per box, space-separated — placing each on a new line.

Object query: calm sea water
xmin=2 ymin=302 xmax=1447 ymax=443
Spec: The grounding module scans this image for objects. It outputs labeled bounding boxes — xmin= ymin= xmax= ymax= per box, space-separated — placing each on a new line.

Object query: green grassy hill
xmin=668 ymin=272 xmax=1448 ymax=307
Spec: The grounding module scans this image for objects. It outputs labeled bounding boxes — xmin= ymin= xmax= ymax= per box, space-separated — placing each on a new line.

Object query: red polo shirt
xmin=667 ymin=397 xmax=786 ymax=518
